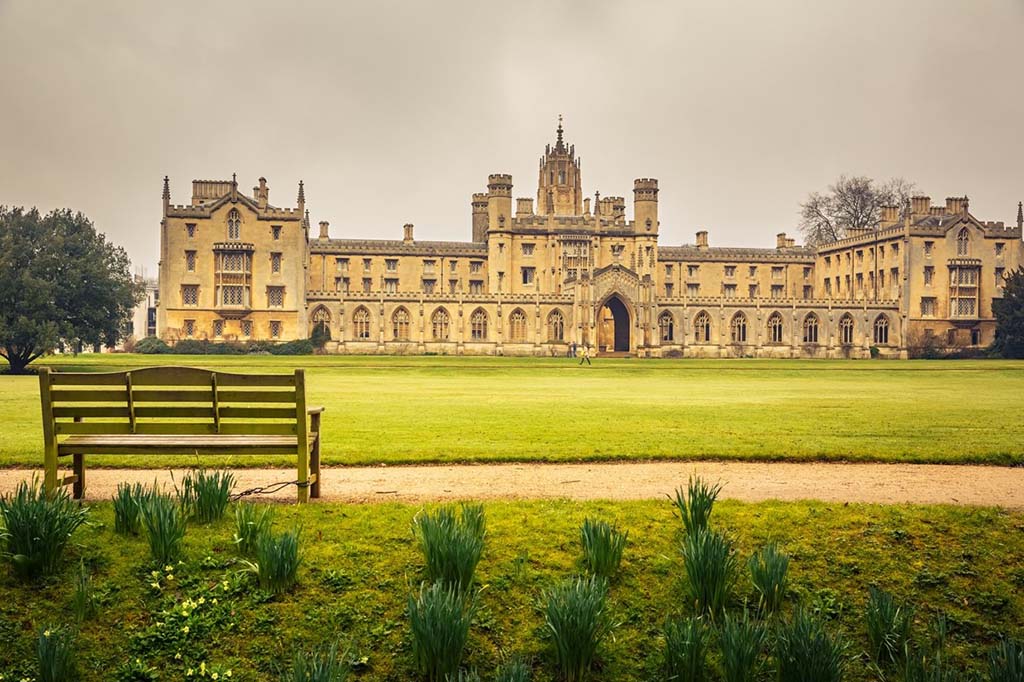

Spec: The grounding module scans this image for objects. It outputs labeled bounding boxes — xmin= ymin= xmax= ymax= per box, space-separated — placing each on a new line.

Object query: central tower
xmin=536 ymin=115 xmax=583 ymax=216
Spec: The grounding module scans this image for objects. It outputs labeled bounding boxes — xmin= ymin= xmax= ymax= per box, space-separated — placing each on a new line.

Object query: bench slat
xmin=50 ymin=373 xmax=127 ymax=386
xmin=51 ymin=389 xmax=128 ymax=402
xmin=58 ymin=434 xmax=301 ymax=456
xmin=218 ymin=390 xmax=297 ymax=403
xmin=56 ymin=422 xmax=297 ymax=436
xmin=53 ymin=407 xmax=130 ymax=418
xmin=219 ymin=406 xmax=297 ymax=419
xmin=49 ymin=370 xmax=296 ymax=388
xmin=134 ymin=406 xmax=214 ymax=418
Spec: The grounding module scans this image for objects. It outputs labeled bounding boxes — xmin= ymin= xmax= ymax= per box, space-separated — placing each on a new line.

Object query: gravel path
xmin=1 ymin=461 xmax=1022 ymax=508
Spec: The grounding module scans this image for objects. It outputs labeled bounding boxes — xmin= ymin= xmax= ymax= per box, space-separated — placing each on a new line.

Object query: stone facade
xmin=157 ymin=121 xmax=1024 ymax=358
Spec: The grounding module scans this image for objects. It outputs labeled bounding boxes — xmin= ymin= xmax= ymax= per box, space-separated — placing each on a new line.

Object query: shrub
xmin=493 ymin=658 xmax=531 ymax=682
xmin=133 ymin=336 xmax=170 ymax=354
xmin=413 ymin=504 xmax=486 ymax=593
xmin=270 ymin=339 xmax=315 ymax=355
xmin=176 ymin=468 xmax=235 ymax=523
xmin=113 ymin=482 xmax=154 ymax=535
xmin=865 ymin=586 xmax=914 ymax=666
xmin=672 ymin=475 xmax=721 ymax=535
xmin=719 ymin=610 xmax=766 ymax=682
xmin=140 ymin=494 xmax=187 ymax=565
xmin=71 ymin=558 xmax=97 ymax=622
xmin=774 ymin=608 xmax=847 ymax=682
xmin=663 ymin=615 xmax=709 ymax=682
xmin=543 ymin=576 xmax=613 ymax=682
xmin=748 ymin=543 xmax=789 ymax=615
xmin=114 ymin=658 xmax=160 ymax=681
xmin=989 ymin=639 xmax=1024 ymax=682
xmin=579 ymin=518 xmax=627 ymax=581
xmin=172 ymin=338 xmax=209 ymax=354
xmin=0 ymin=479 xmax=89 ymax=580
xmin=234 ymin=502 xmax=274 ymax=556
xmin=408 ymin=581 xmax=475 ymax=682
xmin=280 ymin=640 xmax=350 ymax=682
xmin=251 ymin=527 xmax=301 ymax=595
xmin=37 ymin=625 xmax=78 ymax=682
xmin=681 ymin=528 xmax=738 ymax=619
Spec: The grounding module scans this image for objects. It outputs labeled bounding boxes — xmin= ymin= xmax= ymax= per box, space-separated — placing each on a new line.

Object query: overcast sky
xmin=1 ymin=0 xmax=1022 ymax=274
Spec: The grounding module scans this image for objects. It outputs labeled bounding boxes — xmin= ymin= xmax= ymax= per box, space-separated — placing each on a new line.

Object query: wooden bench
xmin=39 ymin=366 xmax=324 ymax=503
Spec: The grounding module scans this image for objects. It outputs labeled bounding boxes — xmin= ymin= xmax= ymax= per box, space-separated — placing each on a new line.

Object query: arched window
xmin=432 ymin=308 xmax=450 ymax=341
xmin=227 ymin=209 xmax=241 ymax=240
xmin=803 ymin=313 xmax=819 ymax=344
xmin=659 ymin=312 xmax=674 ymax=342
xmin=352 ymin=306 xmax=371 ymax=340
xmin=839 ymin=313 xmax=855 ymax=345
xmin=694 ymin=311 xmax=712 ymax=344
xmin=874 ymin=314 xmax=889 ymax=345
xmin=311 ymin=306 xmax=331 ymax=339
xmin=767 ymin=312 xmax=784 ymax=344
xmin=547 ymin=310 xmax=565 ymax=342
xmin=509 ymin=309 xmax=528 ymax=342
xmin=471 ymin=309 xmax=488 ymax=340
xmin=392 ymin=307 xmax=410 ymax=340
xmin=730 ymin=312 xmax=747 ymax=343
xmin=957 ymin=227 xmax=970 ymax=256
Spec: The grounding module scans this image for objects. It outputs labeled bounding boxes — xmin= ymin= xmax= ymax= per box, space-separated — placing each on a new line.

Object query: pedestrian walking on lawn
xmin=579 ymin=345 xmax=592 ymax=365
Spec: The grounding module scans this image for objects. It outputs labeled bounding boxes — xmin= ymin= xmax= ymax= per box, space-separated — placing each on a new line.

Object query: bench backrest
xmin=39 ymin=366 xmax=307 ymax=437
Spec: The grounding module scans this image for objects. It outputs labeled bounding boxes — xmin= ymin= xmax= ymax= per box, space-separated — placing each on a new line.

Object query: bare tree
xmin=799 ymin=175 xmax=917 ymax=246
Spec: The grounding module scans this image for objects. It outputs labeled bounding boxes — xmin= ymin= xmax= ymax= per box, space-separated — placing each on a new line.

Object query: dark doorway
xmin=598 ymin=296 xmax=631 ymax=352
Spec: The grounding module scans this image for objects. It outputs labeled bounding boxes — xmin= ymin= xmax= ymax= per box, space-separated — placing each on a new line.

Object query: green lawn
xmin=1 ymin=499 xmax=1021 ymax=681
xmin=2 ymin=355 xmax=1023 ymax=467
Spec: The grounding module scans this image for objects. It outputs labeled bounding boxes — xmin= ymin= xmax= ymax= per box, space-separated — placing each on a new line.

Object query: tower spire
xmin=297 ymin=180 xmax=305 ymax=209
xmin=555 ymin=114 xmax=564 ymax=151
xmin=162 ymin=176 xmax=170 ymax=201
xmin=1018 ymin=201 xmax=1023 ymax=229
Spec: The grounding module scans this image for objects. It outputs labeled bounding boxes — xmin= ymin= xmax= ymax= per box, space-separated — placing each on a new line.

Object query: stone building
xmin=157 ymin=120 xmax=1024 ymax=358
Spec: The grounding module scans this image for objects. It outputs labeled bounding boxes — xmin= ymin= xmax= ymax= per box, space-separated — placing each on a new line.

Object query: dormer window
xmin=227 ymin=208 xmax=241 ymax=240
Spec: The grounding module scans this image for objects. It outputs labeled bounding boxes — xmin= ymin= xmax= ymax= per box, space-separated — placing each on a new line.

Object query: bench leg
xmin=73 ymin=454 xmax=85 ymax=500
xmin=310 ymin=435 xmax=321 ymax=499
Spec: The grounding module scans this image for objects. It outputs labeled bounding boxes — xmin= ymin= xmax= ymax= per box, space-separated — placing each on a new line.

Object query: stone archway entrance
xmin=597 ymin=295 xmax=630 ymax=353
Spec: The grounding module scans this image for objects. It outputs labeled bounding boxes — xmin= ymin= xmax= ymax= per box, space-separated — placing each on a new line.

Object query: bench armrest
xmin=307 ymin=406 xmax=326 ymax=416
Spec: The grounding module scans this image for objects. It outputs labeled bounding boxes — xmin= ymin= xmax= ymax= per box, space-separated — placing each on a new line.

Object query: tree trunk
xmin=2 ymin=347 xmax=32 ymax=374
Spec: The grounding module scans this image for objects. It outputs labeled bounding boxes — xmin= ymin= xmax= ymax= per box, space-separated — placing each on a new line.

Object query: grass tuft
xmin=445 ymin=669 xmax=481 ymax=682
xmin=748 ymin=542 xmax=790 ymax=615
xmin=989 ymin=639 xmax=1024 ymax=682
xmin=279 ymin=639 xmax=350 ymax=682
xmin=681 ymin=527 xmax=738 ymax=619
xmin=112 ymin=482 xmax=154 ymax=535
xmin=774 ymin=608 xmax=848 ymax=682
xmin=140 ymin=493 xmax=187 ymax=565
xmin=413 ymin=503 xmax=486 ymax=593
xmin=71 ymin=558 xmax=97 ymax=622
xmin=579 ymin=518 xmax=627 ymax=581
xmin=0 ymin=479 xmax=89 ymax=580
xmin=408 ymin=581 xmax=475 ymax=682
xmin=493 ymin=658 xmax=531 ymax=682
xmin=37 ymin=625 xmax=78 ymax=682
xmin=672 ymin=475 xmax=722 ymax=535
xmin=865 ymin=585 xmax=914 ymax=667
xmin=251 ymin=527 xmax=301 ymax=595
xmin=176 ymin=468 xmax=235 ymax=523
xmin=663 ymin=615 xmax=709 ymax=682
xmin=543 ymin=575 xmax=613 ymax=682
xmin=234 ymin=502 xmax=274 ymax=556
xmin=719 ymin=609 xmax=766 ymax=682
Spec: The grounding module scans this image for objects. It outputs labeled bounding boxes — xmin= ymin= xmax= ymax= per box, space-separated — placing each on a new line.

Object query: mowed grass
xmin=0 ymin=499 xmax=1021 ymax=681
xmin=2 ymin=354 xmax=1023 ymax=467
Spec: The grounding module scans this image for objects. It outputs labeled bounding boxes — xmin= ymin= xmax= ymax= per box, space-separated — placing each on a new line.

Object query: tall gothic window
xmin=392 ymin=307 xmax=410 ymax=340
xmin=839 ymin=313 xmax=855 ymax=345
xmin=432 ymin=308 xmax=450 ymax=341
xmin=659 ymin=312 xmax=674 ymax=342
xmin=311 ymin=306 xmax=331 ymax=339
xmin=730 ymin=312 xmax=747 ymax=343
xmin=694 ymin=311 xmax=712 ymax=344
xmin=509 ymin=309 xmax=528 ymax=342
xmin=352 ymin=306 xmax=371 ymax=340
xmin=874 ymin=314 xmax=889 ymax=345
xmin=471 ymin=309 xmax=488 ymax=340
xmin=956 ymin=227 xmax=970 ymax=256
xmin=547 ymin=310 xmax=565 ymax=342
xmin=803 ymin=313 xmax=819 ymax=344
xmin=767 ymin=312 xmax=784 ymax=344
xmin=227 ymin=209 xmax=241 ymax=240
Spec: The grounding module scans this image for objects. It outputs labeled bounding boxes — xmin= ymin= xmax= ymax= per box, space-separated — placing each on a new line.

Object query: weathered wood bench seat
xmin=39 ymin=366 xmax=324 ymax=503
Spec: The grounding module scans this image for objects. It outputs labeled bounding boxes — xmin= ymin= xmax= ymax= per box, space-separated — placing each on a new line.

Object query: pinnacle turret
xmin=1017 ymin=201 xmax=1023 ymax=229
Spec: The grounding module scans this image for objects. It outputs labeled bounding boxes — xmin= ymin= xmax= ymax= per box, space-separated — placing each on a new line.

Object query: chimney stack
xmin=696 ymin=230 xmax=709 ymax=249
xmin=583 ymin=197 xmax=591 ymax=215
xmin=881 ymin=205 xmax=899 ymax=225
xmin=776 ymin=232 xmax=787 ymax=249
xmin=911 ymin=196 xmax=931 ymax=218
xmin=318 ymin=221 xmax=329 ymax=239
xmin=403 ymin=223 xmax=414 ymax=243
xmin=516 ymin=197 xmax=534 ymax=216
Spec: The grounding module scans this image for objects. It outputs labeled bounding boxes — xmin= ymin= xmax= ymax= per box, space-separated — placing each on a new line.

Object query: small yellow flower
xmin=225 ymin=672 xmax=232 ymax=678
xmin=164 ymin=564 xmax=174 ymax=572
xmin=211 ymin=598 xmax=218 ymax=605
xmin=211 ymin=675 xmax=219 ymax=680
xmin=197 ymin=597 xmax=205 ymax=605
xmin=175 ymin=652 xmax=182 ymax=660
xmin=200 ymin=662 xmax=206 ymax=675
xmin=43 ymin=629 xmax=51 ymax=637
xmin=182 ymin=625 xmax=190 ymax=634
xmin=166 ymin=573 xmax=175 ymax=581
xmin=186 ymin=668 xmax=193 ymax=676
xmin=150 ymin=582 xmax=160 ymax=590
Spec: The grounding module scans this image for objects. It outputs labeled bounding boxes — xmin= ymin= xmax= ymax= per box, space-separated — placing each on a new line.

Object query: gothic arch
xmin=470 ymin=308 xmax=488 ymax=341
xmin=694 ymin=310 xmax=713 ymax=344
xmin=767 ymin=311 xmax=784 ymax=344
xmin=547 ymin=309 xmax=565 ymax=342
xmin=352 ymin=305 xmax=371 ymax=340
xmin=839 ymin=313 xmax=855 ymax=345
xmin=658 ymin=311 xmax=675 ymax=343
xmin=873 ymin=314 xmax=890 ymax=345
xmin=508 ymin=308 xmax=528 ymax=342
xmin=729 ymin=311 xmax=747 ymax=344
xmin=431 ymin=307 xmax=451 ymax=341
xmin=392 ymin=306 xmax=411 ymax=341
xmin=802 ymin=312 xmax=820 ymax=344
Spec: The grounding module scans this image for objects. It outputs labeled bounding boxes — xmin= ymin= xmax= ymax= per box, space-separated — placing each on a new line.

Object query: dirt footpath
xmin=1 ymin=461 xmax=1022 ymax=508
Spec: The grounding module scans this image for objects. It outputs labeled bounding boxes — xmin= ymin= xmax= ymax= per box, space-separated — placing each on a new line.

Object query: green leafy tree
xmin=0 ymin=207 xmax=140 ymax=373
xmin=993 ymin=266 xmax=1024 ymax=358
